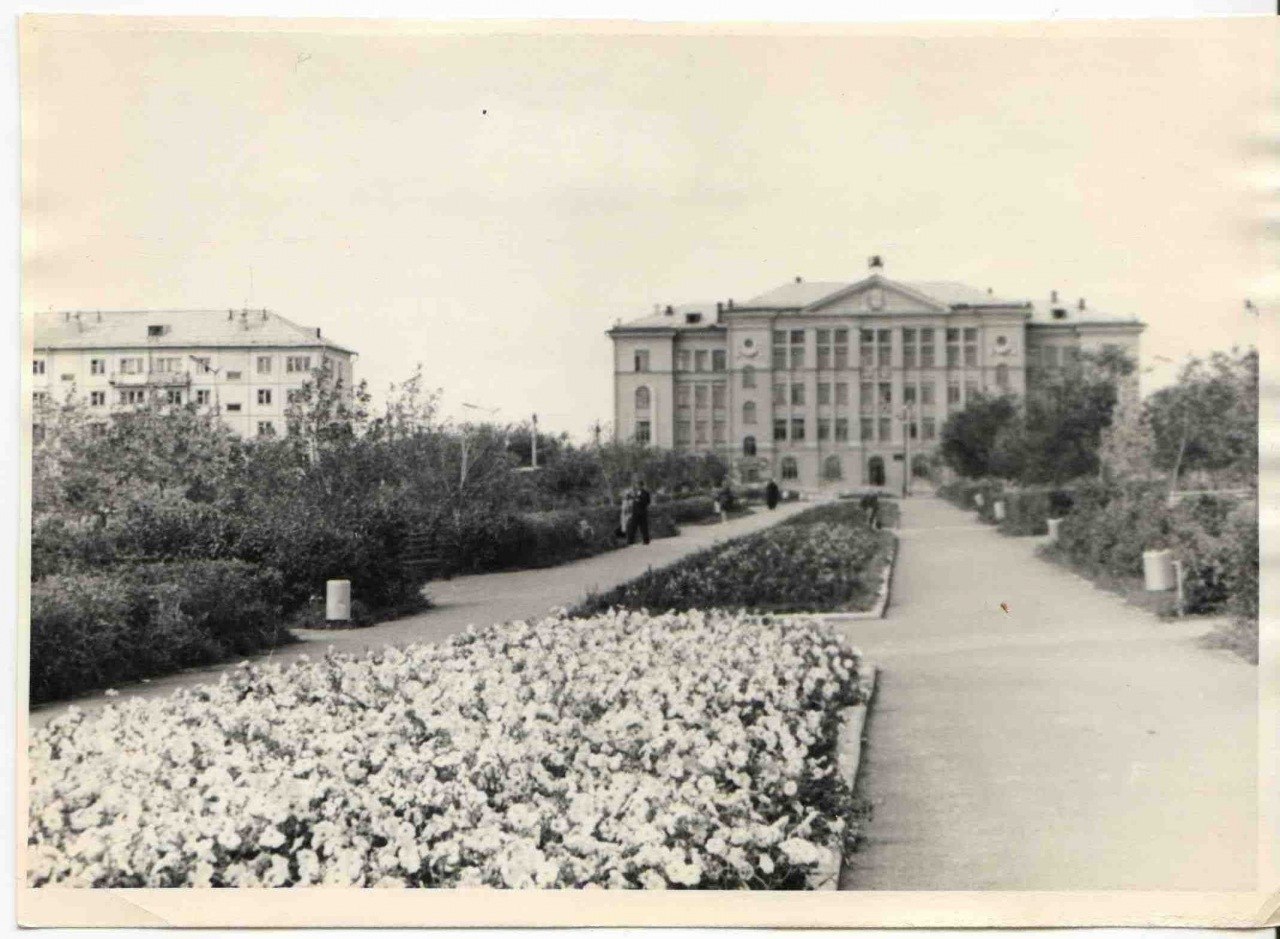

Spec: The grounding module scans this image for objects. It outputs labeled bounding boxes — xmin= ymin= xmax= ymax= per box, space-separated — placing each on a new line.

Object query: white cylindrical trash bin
xmin=993 ymin=500 xmax=1006 ymax=522
xmin=326 ymin=579 xmax=352 ymax=622
xmin=1047 ymin=517 xmax=1063 ymax=543
xmin=974 ymin=493 xmax=984 ymax=507
xmin=1142 ymin=550 xmax=1176 ymax=592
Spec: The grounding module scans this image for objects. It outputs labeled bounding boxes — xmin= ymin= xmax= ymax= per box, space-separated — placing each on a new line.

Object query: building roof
xmin=31 ymin=309 xmax=357 ymax=355
xmin=1026 ymin=298 xmax=1143 ymax=327
xmin=742 ymin=278 xmax=1028 ymax=310
xmin=609 ymin=302 xmax=726 ymax=332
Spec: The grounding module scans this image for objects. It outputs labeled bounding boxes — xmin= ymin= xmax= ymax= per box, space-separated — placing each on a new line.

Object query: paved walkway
xmin=28 ymin=501 xmax=811 ymax=730
xmin=838 ymin=495 xmax=1257 ymax=891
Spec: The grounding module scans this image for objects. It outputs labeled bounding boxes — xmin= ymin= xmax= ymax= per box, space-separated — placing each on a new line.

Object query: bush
xmin=996 ymin=488 xmax=1076 ymax=537
xmin=29 ymin=560 xmax=289 ymax=704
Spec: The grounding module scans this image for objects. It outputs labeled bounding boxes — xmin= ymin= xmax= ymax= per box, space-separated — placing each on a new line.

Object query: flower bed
xmin=28 ymin=609 xmax=865 ymax=889
xmin=573 ymin=508 xmax=893 ymax=616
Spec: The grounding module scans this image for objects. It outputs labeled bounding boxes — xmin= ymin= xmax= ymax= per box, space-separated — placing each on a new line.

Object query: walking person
xmin=625 ymin=476 xmax=651 ymax=545
xmin=765 ymin=477 xmax=781 ymax=510
xmin=617 ymin=487 xmax=635 ymax=540
xmin=859 ymin=491 xmax=881 ymax=530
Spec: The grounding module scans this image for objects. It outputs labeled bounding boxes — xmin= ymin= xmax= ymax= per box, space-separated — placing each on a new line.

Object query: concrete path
xmin=838 ymin=495 xmax=1257 ymax=891
xmin=28 ymin=500 xmax=811 ymax=730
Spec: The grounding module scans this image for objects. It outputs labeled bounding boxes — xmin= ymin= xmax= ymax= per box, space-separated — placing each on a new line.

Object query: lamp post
xmin=900 ymin=403 xmax=918 ymax=497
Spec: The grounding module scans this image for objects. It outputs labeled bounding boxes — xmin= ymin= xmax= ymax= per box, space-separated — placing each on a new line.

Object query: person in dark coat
xmin=859 ymin=491 xmax=881 ymax=530
xmin=765 ymin=478 xmax=781 ymax=510
xmin=625 ymin=476 xmax=651 ymax=545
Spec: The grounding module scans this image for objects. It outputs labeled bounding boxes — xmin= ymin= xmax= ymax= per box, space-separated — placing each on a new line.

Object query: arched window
xmin=781 ymin=456 xmax=799 ymax=481
xmin=742 ymin=365 xmax=756 ymax=389
xmin=742 ymin=400 xmax=757 ymax=425
xmin=867 ymin=456 xmax=886 ymax=487
xmin=743 ymin=435 xmax=757 ymax=457
xmin=635 ymin=386 xmax=651 ymax=411
xmin=822 ymin=455 xmax=843 ymax=481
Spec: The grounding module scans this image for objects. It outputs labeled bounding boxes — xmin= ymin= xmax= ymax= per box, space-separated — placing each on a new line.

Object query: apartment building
xmin=608 ymin=259 xmax=1144 ymax=492
xmin=31 ymin=308 xmax=357 ymax=440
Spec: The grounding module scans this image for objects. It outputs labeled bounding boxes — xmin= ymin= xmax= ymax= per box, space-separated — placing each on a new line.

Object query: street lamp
xmin=899 ymin=403 xmax=918 ymax=497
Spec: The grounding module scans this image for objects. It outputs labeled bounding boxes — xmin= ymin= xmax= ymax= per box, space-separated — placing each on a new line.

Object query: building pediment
xmin=802 ymin=275 xmax=950 ymax=316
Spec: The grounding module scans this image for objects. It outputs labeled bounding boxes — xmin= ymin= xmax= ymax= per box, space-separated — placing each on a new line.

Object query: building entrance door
xmin=868 ymin=455 xmax=886 ymax=487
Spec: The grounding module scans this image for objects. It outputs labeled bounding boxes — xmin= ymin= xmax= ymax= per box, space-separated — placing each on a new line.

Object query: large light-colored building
xmin=31 ymin=308 xmax=357 ymax=439
xmin=608 ymin=259 xmax=1144 ymax=492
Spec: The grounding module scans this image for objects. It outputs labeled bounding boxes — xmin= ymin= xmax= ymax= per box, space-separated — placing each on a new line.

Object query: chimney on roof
xmin=1078 ymin=297 xmax=1086 ymax=311
xmin=664 ymin=304 xmax=674 ymax=316
xmin=727 ymin=298 xmax=735 ymax=310
xmin=716 ymin=301 xmax=724 ymax=316
xmin=1050 ymin=289 xmax=1059 ymax=303
xmin=795 ymin=276 xmax=803 ymax=284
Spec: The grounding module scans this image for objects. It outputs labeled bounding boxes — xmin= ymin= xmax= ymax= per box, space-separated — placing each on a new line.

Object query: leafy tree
xmin=939 ymin=394 xmax=1020 ymax=478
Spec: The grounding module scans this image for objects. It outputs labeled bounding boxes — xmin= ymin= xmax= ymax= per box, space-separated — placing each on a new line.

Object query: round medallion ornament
xmin=740 ymin=337 xmax=759 ymax=357
xmin=867 ymin=288 xmax=885 ymax=311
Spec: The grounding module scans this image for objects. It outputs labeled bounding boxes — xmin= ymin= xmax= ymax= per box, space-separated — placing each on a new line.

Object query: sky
xmin=20 ymin=17 xmax=1274 ymax=440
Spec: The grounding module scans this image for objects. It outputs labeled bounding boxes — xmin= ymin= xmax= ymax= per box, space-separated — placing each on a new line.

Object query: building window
xmin=694 ymin=421 xmax=707 ymax=444
xmin=190 ymin=357 xmax=211 ymax=374
xmin=33 ymin=391 xmax=49 ymax=408
xmin=791 ymin=418 xmax=806 ymax=441
xmin=835 ymin=382 xmax=849 ymax=405
xmin=257 ymin=356 xmax=273 ymax=374
xmin=89 ymin=390 xmax=105 ymax=406
xmin=89 ymin=422 xmax=107 ymax=437
xmin=963 ymin=328 xmax=978 ymax=367
xmin=153 ymin=357 xmax=181 ymax=374
xmin=634 ymin=350 xmax=650 ymax=373
xmin=742 ymin=365 xmax=756 ymax=389
xmin=781 ymin=456 xmax=798 ymax=481
xmin=772 ymin=332 xmax=787 ymax=369
xmin=743 ymin=400 xmax=757 ymax=424
xmin=773 ymin=383 xmax=786 ymax=406
xmin=817 ymin=382 xmax=831 ymax=405
xmin=676 ymin=385 xmax=691 ymax=410
xmin=902 ymin=328 xmax=917 ymax=369
xmin=90 ymin=358 xmax=105 ymax=375
xmin=712 ymin=350 xmax=726 ymax=372
xmin=773 ymin=418 xmax=787 ymax=441
xmin=695 ymin=350 xmax=709 ymax=372
xmin=823 ymin=455 xmax=843 ymax=480
xmin=226 ymin=403 xmax=242 ymax=412
xmin=833 ymin=328 xmax=849 ymax=369
xmin=743 ymin=435 xmax=757 ymax=456
xmin=165 ymin=389 xmax=183 ymax=405
xmin=947 ymin=378 xmax=961 ymax=405
xmin=946 ymin=328 xmax=960 ymax=367
xmin=676 ymin=350 xmax=691 ymax=372
xmin=817 ymin=418 xmax=831 ymax=441
xmin=32 ymin=424 xmax=45 ymax=445
xmin=835 ymin=418 xmax=849 ymax=442
xmin=995 ymin=364 xmax=1009 ymax=389
xmin=791 ymin=383 xmax=805 ymax=406
xmin=920 ymin=328 xmax=935 ymax=367
xmin=676 ymin=421 xmax=691 ymax=445
xmin=119 ymin=389 xmax=145 ymax=405
xmin=860 ymin=329 xmax=875 ymax=367
xmin=921 ymin=381 xmax=935 ymax=406
xmin=119 ymin=357 xmax=144 ymax=374
xmin=196 ymin=389 xmax=211 ymax=405
xmin=861 ymin=417 xmax=874 ymax=441
xmin=816 ymin=329 xmax=831 ymax=369
xmin=965 ymin=378 xmax=980 ymax=402
xmin=789 ymin=329 xmax=805 ymax=369
xmin=878 ymin=417 xmax=891 ymax=441
xmin=258 ymin=389 xmax=273 ymax=405
xmin=147 ymin=324 xmax=168 ymax=337
xmin=909 ymin=421 xmax=919 ymax=440
xmin=287 ymin=355 xmax=313 ymax=374
xmin=859 ymin=381 xmax=873 ymax=413
xmin=713 ymin=420 xmax=726 ymax=443
xmin=878 ymin=382 xmax=892 ymax=406
xmin=226 ymin=370 xmax=242 ymax=380
xmin=257 ymin=421 xmax=276 ymax=437
xmin=877 ymin=329 xmax=892 ymax=367
xmin=635 ymin=386 xmax=651 ymax=411
xmin=695 ymin=385 xmax=708 ymax=408
xmin=33 ymin=359 xmax=46 ymax=376
xmin=922 ymin=417 xmax=936 ymax=440
xmin=712 ymin=384 xmax=726 ymax=410
xmin=636 ymin=420 xmax=652 ymax=444
xmin=903 ymin=384 xmax=917 ymax=406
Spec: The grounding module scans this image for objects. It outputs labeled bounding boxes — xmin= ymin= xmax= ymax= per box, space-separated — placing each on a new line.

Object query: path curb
xmin=812 ymin=660 xmax=878 ymax=890
xmin=794 ymin=531 xmax=899 ymax=624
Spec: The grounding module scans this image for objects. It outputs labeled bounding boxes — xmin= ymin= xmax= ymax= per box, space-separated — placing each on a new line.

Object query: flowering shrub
xmin=573 ymin=516 xmax=892 ymax=616
xmin=29 ymin=609 xmax=864 ymax=889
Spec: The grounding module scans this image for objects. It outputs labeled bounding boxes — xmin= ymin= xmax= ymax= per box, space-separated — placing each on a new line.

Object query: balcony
xmin=109 ymin=370 xmax=194 ymax=388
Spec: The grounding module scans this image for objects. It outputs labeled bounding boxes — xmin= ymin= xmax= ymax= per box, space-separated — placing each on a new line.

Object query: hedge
xmin=29 ymin=560 xmax=290 ymax=704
